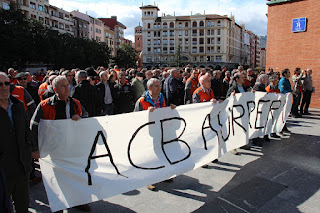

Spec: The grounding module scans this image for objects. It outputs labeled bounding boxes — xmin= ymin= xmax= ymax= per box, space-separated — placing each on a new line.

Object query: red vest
xmin=40 ymin=98 xmax=82 ymax=120
xmin=186 ymin=77 xmax=198 ymax=95
xmin=38 ymin=82 xmax=48 ymax=101
xmin=193 ymin=87 xmax=215 ymax=102
xmin=11 ymin=86 xmax=27 ymax=111
xmin=265 ymin=85 xmax=280 ymax=93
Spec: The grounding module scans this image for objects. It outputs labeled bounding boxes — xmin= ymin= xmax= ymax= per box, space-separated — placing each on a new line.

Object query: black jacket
xmin=252 ymin=82 xmax=267 ymax=92
xmin=113 ymin=82 xmax=134 ymax=114
xmin=226 ymin=82 xmax=251 ymax=97
xmin=71 ymin=80 xmax=102 ymax=117
xmin=165 ymin=75 xmax=184 ymax=106
xmin=211 ymin=77 xmax=223 ymax=99
xmin=96 ymin=80 xmax=115 ymax=106
xmin=0 ymin=96 xmax=32 ymax=178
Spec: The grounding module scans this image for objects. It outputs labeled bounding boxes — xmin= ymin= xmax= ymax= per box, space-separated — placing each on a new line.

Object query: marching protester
xmin=131 ymin=72 xmax=145 ymax=103
xmin=134 ymin=78 xmax=176 ymax=191
xmin=300 ymin=69 xmax=313 ymax=115
xmin=143 ymin=70 xmax=153 ymax=90
xmin=113 ymin=72 xmax=134 ymax=114
xmin=72 ymin=70 xmax=102 ymax=117
xmin=30 ymin=76 xmax=90 ymax=212
xmin=278 ymin=68 xmax=292 ymax=134
xmin=16 ymin=72 xmax=40 ymax=106
xmin=41 ymin=75 xmax=57 ymax=101
xmin=165 ymin=68 xmax=184 ymax=106
xmin=184 ymin=69 xmax=199 ymax=104
xmin=0 ymin=72 xmax=32 ymax=213
xmin=211 ymin=70 xmax=223 ymax=100
xmin=96 ymin=71 xmax=114 ymax=116
xmin=62 ymin=70 xmax=76 ymax=93
xmin=291 ymin=68 xmax=304 ymax=118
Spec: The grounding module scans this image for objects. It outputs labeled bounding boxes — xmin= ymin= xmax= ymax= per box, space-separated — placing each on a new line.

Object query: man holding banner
xmin=134 ymin=78 xmax=176 ymax=191
xmin=30 ymin=76 xmax=90 ymax=212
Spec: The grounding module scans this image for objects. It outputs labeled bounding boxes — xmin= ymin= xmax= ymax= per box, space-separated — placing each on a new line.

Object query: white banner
xmin=38 ymin=92 xmax=292 ymax=212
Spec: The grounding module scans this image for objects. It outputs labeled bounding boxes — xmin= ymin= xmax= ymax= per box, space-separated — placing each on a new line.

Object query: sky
xmin=50 ymin=0 xmax=268 ymax=42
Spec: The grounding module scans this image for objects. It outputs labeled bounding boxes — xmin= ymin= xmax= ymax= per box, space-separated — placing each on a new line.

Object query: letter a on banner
xmin=85 ymin=131 xmax=125 ymax=185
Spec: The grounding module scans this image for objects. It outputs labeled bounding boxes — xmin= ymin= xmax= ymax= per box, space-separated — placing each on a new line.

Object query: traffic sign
xmin=292 ymin=18 xmax=307 ymax=33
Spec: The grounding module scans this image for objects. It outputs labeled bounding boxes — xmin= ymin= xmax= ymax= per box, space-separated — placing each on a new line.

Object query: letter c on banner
xmin=127 ymin=121 xmax=165 ymax=170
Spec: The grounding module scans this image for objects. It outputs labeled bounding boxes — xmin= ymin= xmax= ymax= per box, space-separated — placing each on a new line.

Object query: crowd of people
xmin=0 ymin=64 xmax=314 ymax=212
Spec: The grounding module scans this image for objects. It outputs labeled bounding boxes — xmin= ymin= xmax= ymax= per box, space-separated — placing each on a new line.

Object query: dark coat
xmin=165 ymin=75 xmax=184 ymax=106
xmin=0 ymin=96 xmax=32 ymax=178
xmin=71 ymin=80 xmax=102 ymax=117
xmin=113 ymin=82 xmax=134 ymax=114
xmin=226 ymin=82 xmax=251 ymax=97
xmin=211 ymin=77 xmax=223 ymax=99
xmin=252 ymin=82 xmax=267 ymax=92
xmin=96 ymin=80 xmax=115 ymax=106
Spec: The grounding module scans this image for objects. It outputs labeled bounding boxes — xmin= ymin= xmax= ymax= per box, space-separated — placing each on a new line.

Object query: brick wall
xmin=266 ymin=0 xmax=320 ymax=108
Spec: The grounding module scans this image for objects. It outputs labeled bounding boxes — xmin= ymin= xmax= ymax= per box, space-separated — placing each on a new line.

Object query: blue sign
xmin=292 ymin=18 xmax=307 ymax=33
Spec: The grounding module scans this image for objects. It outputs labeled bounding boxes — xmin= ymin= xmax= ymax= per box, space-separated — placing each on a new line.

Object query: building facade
xmin=71 ymin=10 xmax=90 ymax=39
xmin=134 ymin=25 xmax=143 ymax=68
xmin=1 ymin=0 xmax=74 ymax=35
xmin=266 ymin=0 xmax=319 ymax=108
xmin=139 ymin=5 xmax=249 ymax=69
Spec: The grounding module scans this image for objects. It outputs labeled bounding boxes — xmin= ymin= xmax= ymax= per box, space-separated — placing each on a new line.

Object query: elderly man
xmin=253 ymin=74 xmax=268 ymax=92
xmin=184 ymin=69 xmax=199 ymax=104
xmin=211 ymin=70 xmax=223 ymax=100
xmin=96 ymin=71 xmax=114 ymax=115
xmin=131 ymin=72 xmax=145 ymax=103
xmin=134 ymin=78 xmax=176 ymax=190
xmin=291 ymin=68 xmax=304 ymax=118
xmin=0 ymin=72 xmax=32 ymax=213
xmin=113 ymin=72 xmax=134 ymax=114
xmin=72 ymin=70 xmax=101 ymax=117
xmin=16 ymin=72 xmax=40 ymax=106
xmin=165 ymin=68 xmax=184 ymax=106
xmin=193 ymin=74 xmax=221 ymax=167
xmin=300 ymin=69 xmax=313 ymax=115
xmin=30 ymin=76 xmax=89 ymax=212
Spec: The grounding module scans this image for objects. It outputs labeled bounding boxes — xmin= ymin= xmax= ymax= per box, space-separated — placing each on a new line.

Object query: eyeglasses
xmin=0 ymin=81 xmax=10 ymax=86
xmin=18 ymin=77 xmax=27 ymax=80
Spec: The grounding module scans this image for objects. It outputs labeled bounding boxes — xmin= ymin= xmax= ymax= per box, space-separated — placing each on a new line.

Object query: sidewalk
xmin=29 ymin=109 xmax=320 ymax=213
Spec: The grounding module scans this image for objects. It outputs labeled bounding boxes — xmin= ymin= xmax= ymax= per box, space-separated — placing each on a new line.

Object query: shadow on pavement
xmin=193 ymin=132 xmax=320 ymax=212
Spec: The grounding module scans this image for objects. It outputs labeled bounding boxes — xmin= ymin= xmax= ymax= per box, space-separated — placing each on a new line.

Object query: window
xmin=192 ymin=21 xmax=197 ymax=28
xmin=163 ymin=39 xmax=168 ymax=45
xmin=157 ymin=48 xmax=161 ymax=53
xmin=200 ymin=56 xmax=204 ymax=62
xmin=179 ymin=31 xmax=182 ymax=36
xmin=157 ymin=39 xmax=161 ymax=45
xmin=192 ymin=47 xmax=197 ymax=53
xmin=199 ymin=47 xmax=204 ymax=53
xmin=38 ymin=5 xmax=43 ymax=12
xmin=147 ymin=48 xmax=151 ymax=53
xmin=163 ymin=47 xmax=168 ymax=53
xmin=163 ymin=22 xmax=168 ymax=28
xmin=217 ymin=37 xmax=221 ymax=44
xmin=199 ymin=29 xmax=204 ymax=36
xmin=185 ymin=39 xmax=189 ymax=45
xmin=154 ymin=48 xmax=157 ymax=53
xmin=199 ymin=21 xmax=204 ymax=27
xmin=170 ymin=30 xmax=174 ymax=36
xmin=170 ymin=39 xmax=174 ymax=45
xmin=185 ymin=30 xmax=188 ymax=36
xmin=147 ymin=31 xmax=150 ymax=37
xmin=193 ymin=56 xmax=197 ymax=61
xmin=179 ymin=22 xmax=182 ymax=28
xmin=2 ymin=2 xmax=10 ymax=10
xmin=217 ymin=46 xmax=221 ymax=53
xmin=147 ymin=23 xmax=151 ymax=29
xmin=218 ymin=29 xmax=221 ymax=35
xmin=30 ymin=2 xmax=36 ymax=9
xmin=207 ymin=30 xmax=210 ymax=35
xmin=192 ymin=38 xmax=197 ymax=45
xmin=207 ymin=21 xmax=211 ymax=27
xmin=185 ymin=47 xmax=189 ymax=52
xmin=170 ymin=22 xmax=174 ymax=28
xmin=185 ymin=22 xmax=189 ymax=28
xmin=170 ymin=47 xmax=174 ymax=53
xmin=199 ymin=38 xmax=204 ymax=44
xmin=192 ymin=30 xmax=197 ymax=36
xmin=217 ymin=20 xmax=221 ymax=26
xmin=163 ymin=31 xmax=168 ymax=37
xmin=147 ymin=57 xmax=152 ymax=62
xmin=211 ymin=21 xmax=215 ymax=26
xmin=216 ymin=55 xmax=222 ymax=62
xmin=154 ymin=40 xmax=157 ymax=45
xmin=179 ymin=39 xmax=182 ymax=45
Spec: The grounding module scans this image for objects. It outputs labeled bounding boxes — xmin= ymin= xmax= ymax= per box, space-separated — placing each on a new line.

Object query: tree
xmin=174 ymin=44 xmax=182 ymax=67
xmin=114 ymin=44 xmax=138 ymax=69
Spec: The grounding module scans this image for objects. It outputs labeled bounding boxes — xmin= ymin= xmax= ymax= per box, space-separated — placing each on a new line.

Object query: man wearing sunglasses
xmin=16 ymin=72 xmax=40 ymax=106
xmin=0 ymin=72 xmax=33 ymax=213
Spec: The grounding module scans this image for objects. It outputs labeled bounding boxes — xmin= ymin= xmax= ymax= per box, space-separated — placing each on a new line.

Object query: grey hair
xmin=52 ymin=76 xmax=67 ymax=89
xmin=169 ymin=69 xmax=177 ymax=75
xmin=76 ymin=70 xmax=88 ymax=79
xmin=269 ymin=75 xmax=278 ymax=81
xmin=99 ymin=71 xmax=108 ymax=78
xmin=0 ymin=71 xmax=9 ymax=79
xmin=147 ymin=78 xmax=160 ymax=88
xmin=256 ymin=74 xmax=268 ymax=83
xmin=213 ymin=70 xmax=221 ymax=77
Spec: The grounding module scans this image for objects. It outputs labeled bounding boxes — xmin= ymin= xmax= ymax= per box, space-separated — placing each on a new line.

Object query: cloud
xmin=50 ymin=0 xmax=268 ymax=41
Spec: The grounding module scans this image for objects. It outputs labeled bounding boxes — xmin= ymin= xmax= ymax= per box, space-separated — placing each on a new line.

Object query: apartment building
xmin=71 ymin=10 xmax=90 ymax=39
xmin=103 ymin=25 xmax=116 ymax=57
xmin=99 ymin=16 xmax=127 ymax=52
xmin=139 ymin=5 xmax=247 ymax=69
xmin=1 ymin=0 xmax=74 ymax=35
xmin=89 ymin=16 xmax=103 ymax=42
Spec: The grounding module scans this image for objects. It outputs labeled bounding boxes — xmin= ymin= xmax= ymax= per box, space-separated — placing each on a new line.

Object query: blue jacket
xmin=278 ymin=77 xmax=292 ymax=94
